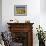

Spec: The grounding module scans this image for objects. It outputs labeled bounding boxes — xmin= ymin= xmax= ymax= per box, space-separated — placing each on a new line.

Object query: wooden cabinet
xmin=7 ymin=23 xmax=34 ymax=46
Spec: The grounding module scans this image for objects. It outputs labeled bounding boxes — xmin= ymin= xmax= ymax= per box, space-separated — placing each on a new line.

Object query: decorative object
xmin=36 ymin=25 xmax=45 ymax=46
xmin=25 ymin=20 xmax=30 ymax=23
xmin=1 ymin=31 xmax=12 ymax=46
xmin=0 ymin=32 xmax=5 ymax=46
xmin=14 ymin=5 xmax=27 ymax=16
xmin=8 ymin=19 xmax=19 ymax=23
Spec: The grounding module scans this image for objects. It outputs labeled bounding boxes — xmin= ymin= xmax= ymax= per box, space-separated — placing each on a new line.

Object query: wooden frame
xmin=14 ymin=5 xmax=27 ymax=16
xmin=7 ymin=23 xmax=34 ymax=46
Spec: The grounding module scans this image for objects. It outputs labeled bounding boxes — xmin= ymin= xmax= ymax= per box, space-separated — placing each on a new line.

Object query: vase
xmin=39 ymin=40 xmax=45 ymax=46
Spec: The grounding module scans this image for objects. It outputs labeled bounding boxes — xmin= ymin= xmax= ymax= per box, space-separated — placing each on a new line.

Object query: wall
xmin=2 ymin=0 xmax=46 ymax=46
xmin=0 ymin=0 xmax=2 ymax=32
xmin=2 ymin=0 xmax=40 ymax=31
xmin=40 ymin=0 xmax=46 ymax=13
xmin=40 ymin=0 xmax=46 ymax=31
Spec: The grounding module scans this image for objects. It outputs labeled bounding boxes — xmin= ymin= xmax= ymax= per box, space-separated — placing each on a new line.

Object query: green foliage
xmin=36 ymin=25 xmax=45 ymax=41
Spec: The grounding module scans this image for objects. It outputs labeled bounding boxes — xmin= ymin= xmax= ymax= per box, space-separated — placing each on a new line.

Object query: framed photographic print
xmin=14 ymin=5 xmax=27 ymax=16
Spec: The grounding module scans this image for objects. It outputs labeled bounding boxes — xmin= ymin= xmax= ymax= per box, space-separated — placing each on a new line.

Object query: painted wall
xmin=0 ymin=0 xmax=2 ymax=32
xmin=2 ymin=0 xmax=46 ymax=46
xmin=2 ymin=0 xmax=40 ymax=31
xmin=40 ymin=0 xmax=46 ymax=31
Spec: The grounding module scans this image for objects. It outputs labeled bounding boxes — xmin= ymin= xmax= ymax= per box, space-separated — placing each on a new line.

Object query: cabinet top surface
xmin=7 ymin=23 xmax=34 ymax=25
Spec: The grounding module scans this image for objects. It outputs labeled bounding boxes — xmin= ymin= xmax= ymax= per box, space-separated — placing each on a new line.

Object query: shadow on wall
xmin=0 ymin=16 xmax=2 ymax=32
xmin=0 ymin=0 xmax=2 ymax=32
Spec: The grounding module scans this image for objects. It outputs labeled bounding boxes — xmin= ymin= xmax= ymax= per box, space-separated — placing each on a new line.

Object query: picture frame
xmin=14 ymin=5 xmax=27 ymax=16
